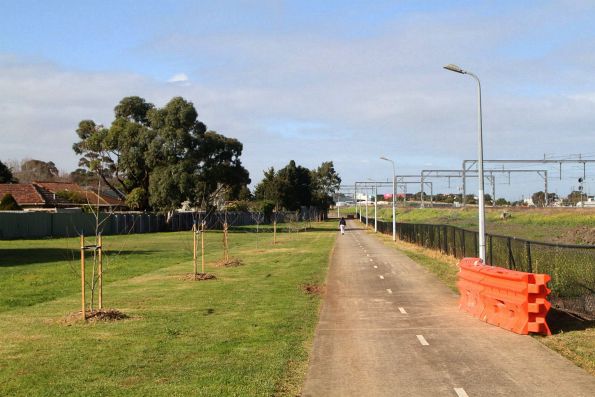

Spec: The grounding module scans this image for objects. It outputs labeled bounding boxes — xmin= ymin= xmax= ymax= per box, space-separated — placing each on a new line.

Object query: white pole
xmin=444 ymin=64 xmax=486 ymax=262
xmin=471 ymin=71 xmax=486 ymax=262
xmin=392 ymin=169 xmax=396 ymax=241
xmin=380 ymin=157 xmax=397 ymax=241
xmin=365 ymin=186 xmax=369 ymax=228
xmin=374 ymin=184 xmax=378 ymax=232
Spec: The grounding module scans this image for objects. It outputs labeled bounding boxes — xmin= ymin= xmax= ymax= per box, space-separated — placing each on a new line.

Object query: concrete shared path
xmin=302 ymin=220 xmax=595 ymax=396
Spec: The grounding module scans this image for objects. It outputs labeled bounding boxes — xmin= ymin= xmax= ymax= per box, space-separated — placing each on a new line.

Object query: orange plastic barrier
xmin=458 ymin=258 xmax=551 ymax=335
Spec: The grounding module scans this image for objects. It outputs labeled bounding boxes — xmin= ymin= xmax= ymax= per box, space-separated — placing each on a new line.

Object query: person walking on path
xmin=339 ymin=217 xmax=346 ymax=235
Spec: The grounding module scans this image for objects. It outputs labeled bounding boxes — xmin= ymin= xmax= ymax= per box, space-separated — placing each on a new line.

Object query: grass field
xmin=365 ymin=227 xmax=595 ymax=376
xmin=344 ymin=206 xmax=595 ymax=244
xmin=0 ymin=223 xmax=336 ymax=396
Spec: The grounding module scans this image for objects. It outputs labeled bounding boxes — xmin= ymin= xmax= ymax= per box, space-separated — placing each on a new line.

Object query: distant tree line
xmin=252 ymin=160 xmax=341 ymax=218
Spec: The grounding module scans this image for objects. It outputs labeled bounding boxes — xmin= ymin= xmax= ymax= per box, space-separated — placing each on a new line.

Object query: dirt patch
xmin=61 ymin=309 xmax=129 ymax=325
xmin=181 ymin=273 xmax=217 ymax=281
xmin=555 ymin=226 xmax=595 ymax=245
xmin=215 ymin=258 xmax=244 ymax=268
xmin=301 ymin=283 xmax=325 ymax=296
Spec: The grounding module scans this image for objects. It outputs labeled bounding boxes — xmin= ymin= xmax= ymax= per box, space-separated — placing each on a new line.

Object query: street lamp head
xmin=443 ymin=64 xmax=465 ymax=74
xmin=380 ymin=156 xmax=389 ymax=161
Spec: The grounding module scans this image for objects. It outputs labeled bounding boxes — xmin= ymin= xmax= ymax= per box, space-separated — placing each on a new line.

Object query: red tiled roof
xmin=33 ymin=181 xmax=126 ymax=207
xmin=0 ymin=184 xmax=45 ymax=205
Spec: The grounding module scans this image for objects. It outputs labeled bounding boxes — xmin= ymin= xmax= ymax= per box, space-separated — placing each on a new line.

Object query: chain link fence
xmin=358 ymin=214 xmax=595 ymax=319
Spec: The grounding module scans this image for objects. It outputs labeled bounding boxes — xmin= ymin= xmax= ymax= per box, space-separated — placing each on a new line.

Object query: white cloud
xmin=167 ymin=72 xmax=190 ymax=85
xmin=2 ymin=2 xmax=595 ymax=198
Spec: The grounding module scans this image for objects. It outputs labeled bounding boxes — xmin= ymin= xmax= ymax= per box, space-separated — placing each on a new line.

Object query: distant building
xmin=523 ymin=198 xmax=535 ymax=207
xmin=0 ymin=181 xmax=127 ymax=211
xmin=576 ymin=197 xmax=595 ymax=208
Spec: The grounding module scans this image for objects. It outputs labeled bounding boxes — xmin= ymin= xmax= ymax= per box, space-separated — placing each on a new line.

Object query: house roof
xmin=0 ymin=184 xmax=45 ymax=205
xmin=33 ymin=181 xmax=126 ymax=207
xmin=0 ymin=182 xmax=127 ymax=208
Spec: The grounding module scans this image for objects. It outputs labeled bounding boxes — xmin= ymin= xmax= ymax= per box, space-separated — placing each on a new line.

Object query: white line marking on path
xmin=367 ymin=254 xmax=370 ymax=257
xmin=369 ymin=259 xmax=373 ymax=262
xmin=454 ymin=388 xmax=469 ymax=397
xmin=386 ymin=289 xmax=392 ymax=294
xmin=379 ymin=275 xmax=384 ymax=280
xmin=373 ymin=265 xmax=378 ymax=269
xmin=416 ymin=335 xmax=429 ymax=346
xmin=398 ymin=307 xmax=407 ymax=314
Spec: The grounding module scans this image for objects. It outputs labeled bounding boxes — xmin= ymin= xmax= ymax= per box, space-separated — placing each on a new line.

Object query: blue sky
xmin=1 ymin=1 xmax=594 ymax=200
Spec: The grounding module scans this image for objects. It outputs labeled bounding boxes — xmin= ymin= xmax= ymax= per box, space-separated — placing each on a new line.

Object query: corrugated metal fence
xmin=0 ymin=211 xmax=300 ymax=239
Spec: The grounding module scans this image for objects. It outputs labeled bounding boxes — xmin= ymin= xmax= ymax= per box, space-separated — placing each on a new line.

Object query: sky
xmin=1 ymin=0 xmax=594 ymax=200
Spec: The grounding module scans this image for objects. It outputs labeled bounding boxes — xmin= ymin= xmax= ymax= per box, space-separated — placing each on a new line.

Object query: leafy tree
xmin=55 ymin=190 xmax=88 ymax=204
xmin=74 ymin=96 xmax=250 ymax=211
xmin=0 ymin=194 xmax=21 ymax=210
xmin=125 ymin=187 xmax=148 ymax=210
xmin=464 ymin=194 xmax=477 ymax=204
xmin=495 ymin=198 xmax=509 ymax=206
xmin=277 ymin=160 xmax=312 ymax=211
xmin=254 ymin=160 xmax=340 ymax=214
xmin=13 ymin=159 xmax=58 ymax=182
xmin=254 ymin=167 xmax=281 ymax=206
xmin=311 ymin=161 xmax=341 ymax=218
xmin=69 ymin=168 xmax=98 ymax=187
xmin=532 ymin=191 xmax=546 ymax=207
xmin=531 ymin=191 xmax=558 ymax=207
xmin=0 ymin=160 xmax=17 ymax=183
xmin=566 ymin=190 xmax=585 ymax=206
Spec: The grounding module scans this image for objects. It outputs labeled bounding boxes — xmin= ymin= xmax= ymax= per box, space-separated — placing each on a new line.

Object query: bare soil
xmin=215 ymin=258 xmax=244 ymax=267
xmin=555 ymin=226 xmax=595 ymax=245
xmin=61 ymin=309 xmax=129 ymax=325
xmin=301 ymin=283 xmax=325 ymax=296
xmin=182 ymin=273 xmax=216 ymax=281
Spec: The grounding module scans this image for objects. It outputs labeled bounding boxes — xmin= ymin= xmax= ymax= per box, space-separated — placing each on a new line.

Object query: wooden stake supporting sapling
xmin=98 ymin=234 xmax=103 ymax=310
xmin=184 ymin=220 xmax=215 ymax=280
xmin=201 ymin=221 xmax=206 ymax=274
xmin=192 ymin=223 xmax=198 ymax=275
xmin=79 ymin=234 xmax=104 ymax=320
xmin=222 ymin=220 xmax=229 ymax=262
xmin=80 ymin=235 xmax=85 ymax=321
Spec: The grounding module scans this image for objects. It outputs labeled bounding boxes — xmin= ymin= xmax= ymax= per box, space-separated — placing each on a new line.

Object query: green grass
xmin=352 ymin=206 xmax=595 ymax=244
xmin=0 ymin=223 xmax=336 ymax=396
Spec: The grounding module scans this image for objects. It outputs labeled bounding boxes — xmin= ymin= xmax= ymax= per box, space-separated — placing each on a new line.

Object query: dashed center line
xmin=379 ymin=275 xmax=384 ymax=280
xmin=373 ymin=265 xmax=378 ymax=269
xmin=398 ymin=307 xmax=407 ymax=314
xmin=369 ymin=259 xmax=373 ymax=262
xmin=386 ymin=288 xmax=392 ymax=294
xmin=454 ymin=388 xmax=469 ymax=397
xmin=416 ymin=335 xmax=429 ymax=346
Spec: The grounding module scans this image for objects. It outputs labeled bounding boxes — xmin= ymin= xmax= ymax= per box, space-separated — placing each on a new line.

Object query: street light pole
xmin=380 ymin=157 xmax=396 ymax=241
xmin=444 ymin=64 xmax=486 ymax=262
xmin=367 ymin=178 xmax=378 ymax=232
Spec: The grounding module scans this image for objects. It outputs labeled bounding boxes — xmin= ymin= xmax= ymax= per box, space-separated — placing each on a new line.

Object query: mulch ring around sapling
xmin=215 ymin=258 xmax=244 ymax=268
xmin=60 ymin=309 xmax=129 ymax=325
xmin=182 ymin=272 xmax=217 ymax=281
xmin=301 ymin=283 xmax=326 ymax=296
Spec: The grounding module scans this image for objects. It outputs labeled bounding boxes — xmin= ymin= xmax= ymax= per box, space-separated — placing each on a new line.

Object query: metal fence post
xmin=526 ymin=241 xmax=532 ymax=273
xmin=507 ymin=237 xmax=513 ymax=270
xmin=461 ymin=231 xmax=466 ymax=257
xmin=489 ymin=235 xmax=493 ymax=265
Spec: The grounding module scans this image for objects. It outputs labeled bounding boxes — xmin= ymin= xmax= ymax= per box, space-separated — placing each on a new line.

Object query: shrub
xmin=55 ymin=190 xmax=88 ymax=204
xmin=0 ymin=194 xmax=21 ymax=210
